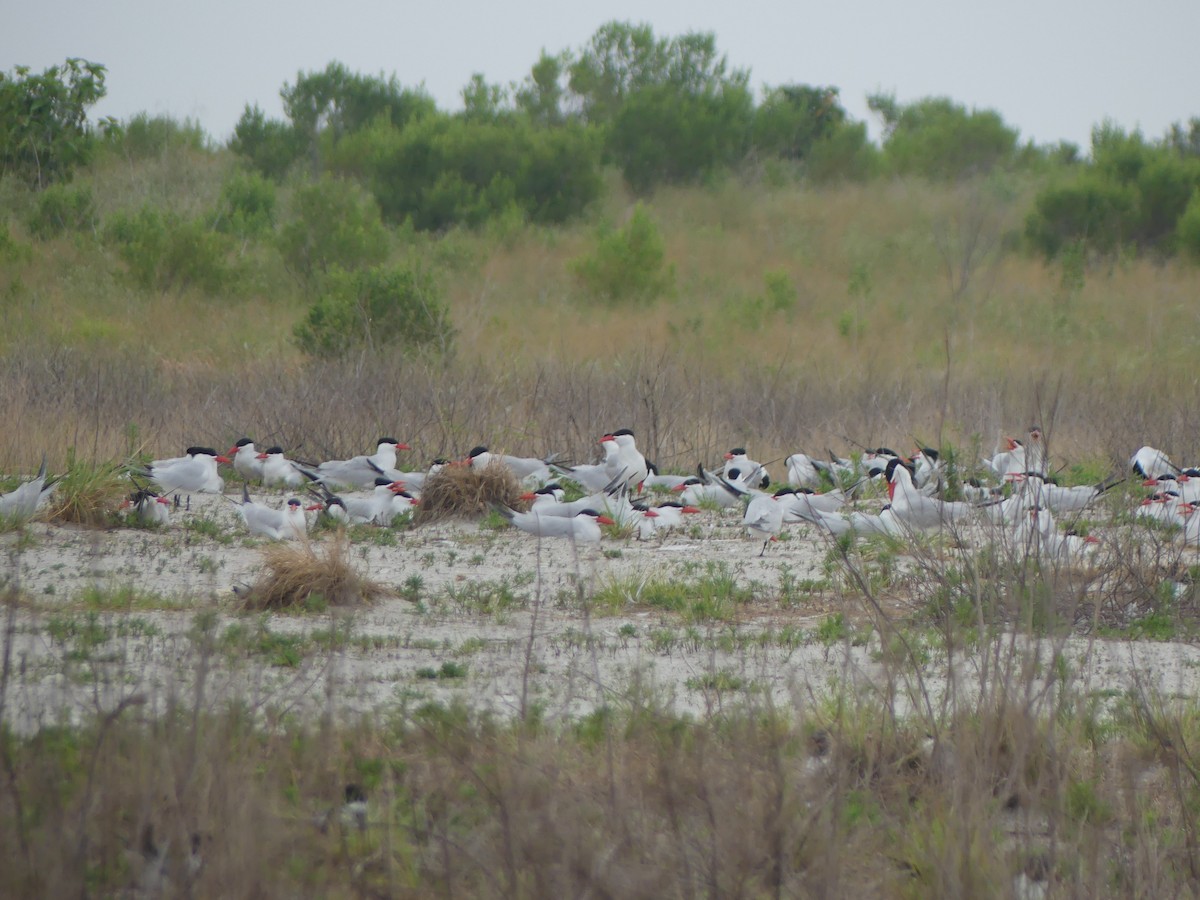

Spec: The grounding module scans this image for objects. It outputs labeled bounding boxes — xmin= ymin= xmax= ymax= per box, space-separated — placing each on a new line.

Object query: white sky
xmin=5 ymin=0 xmax=1198 ymax=152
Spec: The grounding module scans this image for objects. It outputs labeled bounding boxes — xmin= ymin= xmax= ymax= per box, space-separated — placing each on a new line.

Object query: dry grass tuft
xmin=415 ymin=462 xmax=525 ymax=522
xmin=43 ymin=453 xmax=127 ymax=527
xmin=239 ymin=534 xmax=391 ymax=611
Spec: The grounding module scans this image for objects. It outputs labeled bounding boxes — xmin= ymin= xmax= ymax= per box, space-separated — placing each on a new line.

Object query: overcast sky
xmin=5 ymin=0 xmax=1198 ymax=152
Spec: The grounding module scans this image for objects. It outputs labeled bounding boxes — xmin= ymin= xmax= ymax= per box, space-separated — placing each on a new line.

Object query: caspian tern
xmin=815 ymin=505 xmax=904 ymax=538
xmin=495 ymin=506 xmax=615 ymax=544
xmin=776 ymin=486 xmax=853 ymax=524
xmin=785 ymin=453 xmax=822 ymax=491
xmin=723 ymin=448 xmax=769 ymax=489
xmin=911 ymin=448 xmax=946 ymax=494
xmin=365 ymin=458 xmax=449 ymax=498
xmin=465 ymin=446 xmax=562 ymax=482
xmin=142 ymin=448 xmax=229 ymax=495
xmin=0 ymin=457 xmax=57 ymax=521
xmin=984 ymin=437 xmax=1026 ymax=478
xmin=601 ymin=429 xmax=649 ymax=495
xmin=520 ymin=483 xmax=633 ymax=522
xmin=1013 ymin=505 xmax=1100 ymax=562
xmin=1024 ymin=426 xmax=1047 ymax=476
xmin=119 ymin=488 xmax=171 ymax=526
xmin=1131 ymin=446 xmax=1176 ymax=480
xmin=258 ymin=447 xmax=309 ymax=488
xmin=673 ymin=472 xmax=746 ymax=509
xmin=743 ymin=489 xmax=806 ymax=555
xmin=319 ymin=478 xmax=415 ymax=525
xmin=1135 ymin=491 xmax=1187 ymax=527
xmin=557 ymin=441 xmax=620 ymax=493
xmin=1143 ymin=473 xmax=1200 ymax=504
xmin=642 ymin=462 xmax=693 ymax=491
xmin=228 ymin=438 xmax=265 ymax=481
xmin=232 ymin=485 xmax=316 ymax=540
xmin=884 ymin=458 xmax=976 ymax=531
xmin=634 ymin=501 xmax=702 ymax=540
xmin=315 ymin=438 xmax=410 ymax=490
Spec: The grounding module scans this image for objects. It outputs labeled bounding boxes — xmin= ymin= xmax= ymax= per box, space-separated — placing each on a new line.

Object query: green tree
xmin=0 ymin=58 xmax=111 ymax=188
xmin=367 ymin=115 xmax=601 ymax=230
xmin=276 ymin=176 xmax=389 ymax=286
xmin=216 ymin=170 xmax=277 ymax=241
xmin=281 ymin=62 xmax=434 ymax=171
xmin=568 ymin=21 xmax=666 ymax=124
xmin=460 ymin=73 xmax=510 ymax=122
xmin=752 ymin=84 xmax=846 ymax=160
xmin=569 ymin=23 xmax=752 ymax=191
xmin=229 ymin=104 xmax=302 ymax=180
xmin=294 ymin=264 xmax=454 ymax=359
xmin=869 ymin=93 xmax=1018 ymax=179
xmin=515 ymin=51 xmax=570 ymax=125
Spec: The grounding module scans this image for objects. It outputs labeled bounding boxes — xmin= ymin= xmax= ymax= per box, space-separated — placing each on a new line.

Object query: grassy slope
xmin=2 ymin=144 xmax=1199 ymax=470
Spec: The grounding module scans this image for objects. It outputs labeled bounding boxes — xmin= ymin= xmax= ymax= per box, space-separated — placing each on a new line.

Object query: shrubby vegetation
xmin=104 ymin=205 xmax=233 ymax=294
xmin=275 ymin=175 xmax=388 ymax=287
xmin=0 ymin=58 xmax=112 ymax=188
xmin=572 ymin=203 xmax=675 ymax=303
xmin=1026 ymin=121 xmax=1200 ymax=260
xmin=293 ymin=263 xmax=454 ymax=359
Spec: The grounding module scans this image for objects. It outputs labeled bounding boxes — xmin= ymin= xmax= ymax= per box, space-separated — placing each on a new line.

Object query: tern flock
xmin=2 ymin=426 xmax=1196 ymax=557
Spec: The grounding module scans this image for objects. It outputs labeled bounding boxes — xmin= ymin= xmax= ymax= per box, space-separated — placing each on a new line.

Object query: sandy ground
xmin=3 ymin=492 xmax=1200 ymax=735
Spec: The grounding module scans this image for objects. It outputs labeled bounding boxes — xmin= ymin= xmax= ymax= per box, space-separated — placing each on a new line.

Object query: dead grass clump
xmin=415 ymin=462 xmax=524 ymax=523
xmin=239 ymin=534 xmax=390 ymax=610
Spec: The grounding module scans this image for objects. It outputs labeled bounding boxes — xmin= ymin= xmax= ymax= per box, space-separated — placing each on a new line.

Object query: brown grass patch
xmin=238 ymin=534 xmax=391 ymax=611
xmin=414 ymin=462 xmax=525 ymax=523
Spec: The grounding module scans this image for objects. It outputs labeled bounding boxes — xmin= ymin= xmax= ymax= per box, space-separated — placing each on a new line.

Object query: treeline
xmin=3 ymin=23 xmax=1200 ymax=361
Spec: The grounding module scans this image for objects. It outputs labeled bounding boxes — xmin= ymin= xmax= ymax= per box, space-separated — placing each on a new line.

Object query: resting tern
xmin=1144 ymin=473 xmax=1200 ymax=504
xmin=521 ymin=483 xmax=634 ymax=523
xmin=228 ymin=438 xmax=265 ymax=481
xmin=815 ymin=505 xmax=904 ymax=538
xmin=634 ymin=501 xmax=701 ymax=540
xmin=557 ymin=440 xmax=620 ymax=493
xmin=785 ymin=453 xmax=822 ymax=491
xmin=319 ymin=478 xmax=416 ymax=525
xmin=884 ymin=458 xmax=975 ymax=531
xmin=465 ymin=445 xmax=562 ymax=483
xmin=366 ymin=458 xmax=449 ymax=498
xmin=496 ymin=506 xmax=615 ymax=544
xmin=119 ymin=488 xmax=171 ymax=526
xmin=723 ymin=448 xmax=769 ymax=489
xmin=258 ymin=447 xmax=310 ymax=488
xmin=0 ymin=457 xmax=57 ymax=520
xmin=315 ymin=438 xmax=410 ymax=490
xmin=1131 ymin=446 xmax=1176 ymax=480
xmin=142 ymin=448 xmax=229 ymax=495
xmin=673 ymin=471 xmax=748 ymax=509
xmin=232 ymin=485 xmax=318 ymax=540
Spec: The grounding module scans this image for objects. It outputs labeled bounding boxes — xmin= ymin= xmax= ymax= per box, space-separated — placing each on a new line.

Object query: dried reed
xmin=414 ymin=462 xmax=525 ymax=523
xmin=238 ymin=533 xmax=390 ymax=610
